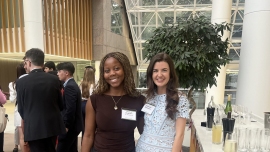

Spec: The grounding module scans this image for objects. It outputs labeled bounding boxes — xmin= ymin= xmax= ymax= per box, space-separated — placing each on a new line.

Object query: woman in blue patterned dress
xmin=136 ymin=53 xmax=189 ymax=152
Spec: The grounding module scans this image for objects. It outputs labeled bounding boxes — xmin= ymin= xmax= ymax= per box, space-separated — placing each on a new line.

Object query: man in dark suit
xmin=56 ymin=62 xmax=83 ymax=152
xmin=16 ymin=48 xmax=66 ymax=152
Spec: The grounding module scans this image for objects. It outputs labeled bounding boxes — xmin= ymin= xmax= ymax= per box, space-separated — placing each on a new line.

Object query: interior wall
xmin=92 ymin=0 xmax=138 ymax=86
xmin=0 ymin=59 xmax=22 ymax=93
xmin=42 ymin=0 xmax=93 ymax=60
xmin=92 ymin=0 xmax=136 ymax=65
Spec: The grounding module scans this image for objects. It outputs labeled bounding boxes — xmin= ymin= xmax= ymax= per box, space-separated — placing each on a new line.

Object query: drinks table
xmin=189 ymin=109 xmax=263 ymax=152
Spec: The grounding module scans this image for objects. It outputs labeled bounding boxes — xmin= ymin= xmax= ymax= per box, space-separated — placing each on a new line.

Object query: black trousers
xmin=81 ymin=100 xmax=87 ymax=139
xmin=57 ymin=131 xmax=80 ymax=152
xmin=28 ymin=136 xmax=57 ymax=152
xmin=0 ymin=132 xmax=4 ymax=152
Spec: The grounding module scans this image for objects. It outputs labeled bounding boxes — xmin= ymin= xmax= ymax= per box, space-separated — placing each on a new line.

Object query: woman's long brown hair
xmin=145 ymin=53 xmax=179 ymax=119
xmin=13 ymin=63 xmax=27 ymax=89
xmin=80 ymin=67 xmax=95 ymax=99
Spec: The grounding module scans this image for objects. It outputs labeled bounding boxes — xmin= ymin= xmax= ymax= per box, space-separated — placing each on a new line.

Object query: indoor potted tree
xmin=144 ymin=16 xmax=231 ymax=118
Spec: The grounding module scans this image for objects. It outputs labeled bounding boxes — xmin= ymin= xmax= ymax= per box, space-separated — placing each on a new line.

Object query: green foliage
xmin=144 ymin=16 xmax=231 ymax=91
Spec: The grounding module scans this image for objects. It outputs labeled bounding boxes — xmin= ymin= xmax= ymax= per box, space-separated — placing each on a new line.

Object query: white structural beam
xmin=236 ymin=0 xmax=270 ymax=118
xmin=23 ymin=0 xmax=44 ymax=51
xmin=205 ymin=0 xmax=232 ymax=107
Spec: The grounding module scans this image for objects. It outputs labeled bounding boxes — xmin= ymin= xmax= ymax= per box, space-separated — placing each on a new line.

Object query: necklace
xmin=111 ymin=95 xmax=123 ymax=110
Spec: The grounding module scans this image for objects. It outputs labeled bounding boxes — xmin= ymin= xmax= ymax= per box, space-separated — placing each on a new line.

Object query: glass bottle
xmin=208 ymin=96 xmax=215 ymax=108
xmin=214 ymin=107 xmax=221 ymax=124
xmin=224 ymin=94 xmax=232 ymax=115
xmin=206 ymin=96 xmax=215 ymax=131
xmin=212 ymin=107 xmax=222 ymax=144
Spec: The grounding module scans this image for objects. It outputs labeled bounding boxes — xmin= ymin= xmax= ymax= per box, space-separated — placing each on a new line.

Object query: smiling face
xmin=152 ymin=61 xmax=170 ymax=93
xmin=103 ymin=57 xmax=125 ymax=90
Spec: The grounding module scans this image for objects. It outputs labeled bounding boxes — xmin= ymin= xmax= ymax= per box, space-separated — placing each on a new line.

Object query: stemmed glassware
xmin=232 ymin=105 xmax=240 ymax=125
xmin=237 ymin=127 xmax=247 ymax=152
xmin=224 ymin=132 xmax=238 ymax=152
xmin=233 ymin=127 xmax=270 ymax=152
xmin=260 ymin=129 xmax=270 ymax=152
xmin=248 ymin=128 xmax=260 ymax=151
xmin=233 ymin=105 xmax=252 ymax=125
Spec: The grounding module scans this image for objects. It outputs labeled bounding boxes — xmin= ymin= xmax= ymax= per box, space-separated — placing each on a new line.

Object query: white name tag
xmin=141 ymin=104 xmax=155 ymax=114
xmin=121 ymin=108 xmax=137 ymax=121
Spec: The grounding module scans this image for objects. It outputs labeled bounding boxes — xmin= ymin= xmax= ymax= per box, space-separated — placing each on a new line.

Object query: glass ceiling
xmin=124 ymin=0 xmax=245 ymax=69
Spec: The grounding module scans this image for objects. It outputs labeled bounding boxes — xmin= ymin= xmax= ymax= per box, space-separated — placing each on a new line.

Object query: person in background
xmin=23 ymin=57 xmax=30 ymax=74
xmin=16 ymin=48 xmax=66 ymax=152
xmin=81 ymin=52 xmax=145 ymax=152
xmin=56 ymin=62 xmax=83 ymax=152
xmin=136 ymin=53 xmax=189 ymax=152
xmin=9 ymin=63 xmax=29 ymax=152
xmin=79 ymin=66 xmax=96 ymax=139
xmin=9 ymin=78 xmax=19 ymax=152
xmin=0 ymin=85 xmax=7 ymax=152
xmin=44 ymin=61 xmax=57 ymax=76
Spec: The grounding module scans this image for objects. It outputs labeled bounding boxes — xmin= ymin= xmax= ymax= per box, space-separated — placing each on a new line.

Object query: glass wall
xmin=75 ymin=61 xmax=94 ymax=84
xmin=124 ymin=0 xmax=244 ymax=64
xmin=138 ymin=71 xmax=146 ymax=88
xmin=224 ymin=71 xmax=238 ymax=104
xmin=125 ymin=0 xmax=244 ymax=109
xmin=111 ymin=0 xmax=123 ymax=35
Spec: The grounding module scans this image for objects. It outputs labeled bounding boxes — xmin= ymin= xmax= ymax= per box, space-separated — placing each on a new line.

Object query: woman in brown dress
xmin=82 ymin=52 xmax=145 ymax=152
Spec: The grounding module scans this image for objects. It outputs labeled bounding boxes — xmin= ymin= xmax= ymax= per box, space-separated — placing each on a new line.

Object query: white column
xmin=236 ymin=0 xmax=270 ymax=118
xmin=23 ymin=0 xmax=44 ymax=51
xmin=205 ymin=0 xmax=232 ymax=107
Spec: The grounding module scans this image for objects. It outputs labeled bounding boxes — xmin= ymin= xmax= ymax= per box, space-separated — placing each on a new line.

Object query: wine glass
xmin=218 ymin=104 xmax=226 ymax=118
xmin=237 ymin=127 xmax=248 ymax=152
xmin=248 ymin=128 xmax=260 ymax=152
xmin=238 ymin=105 xmax=244 ymax=124
xmin=224 ymin=132 xmax=238 ymax=152
xmin=232 ymin=105 xmax=239 ymax=126
xmin=260 ymin=128 xmax=270 ymax=152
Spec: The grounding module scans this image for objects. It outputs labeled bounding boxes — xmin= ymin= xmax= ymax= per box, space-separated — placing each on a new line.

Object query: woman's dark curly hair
xmin=93 ymin=52 xmax=140 ymax=97
xmin=145 ymin=53 xmax=179 ymax=119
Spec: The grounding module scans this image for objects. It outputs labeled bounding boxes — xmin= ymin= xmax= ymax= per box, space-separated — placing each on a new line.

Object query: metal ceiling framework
xmin=124 ymin=0 xmax=245 ymax=70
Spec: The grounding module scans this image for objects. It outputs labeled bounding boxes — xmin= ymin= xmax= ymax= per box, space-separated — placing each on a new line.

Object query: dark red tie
xmin=61 ymin=88 xmax=64 ymax=96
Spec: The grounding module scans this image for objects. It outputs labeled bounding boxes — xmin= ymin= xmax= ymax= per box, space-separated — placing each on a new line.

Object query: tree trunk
xmin=188 ymin=87 xmax=196 ymax=120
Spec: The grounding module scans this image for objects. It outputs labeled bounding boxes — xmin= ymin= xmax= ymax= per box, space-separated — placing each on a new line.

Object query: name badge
xmin=121 ymin=108 xmax=137 ymax=121
xmin=141 ymin=104 xmax=155 ymax=114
